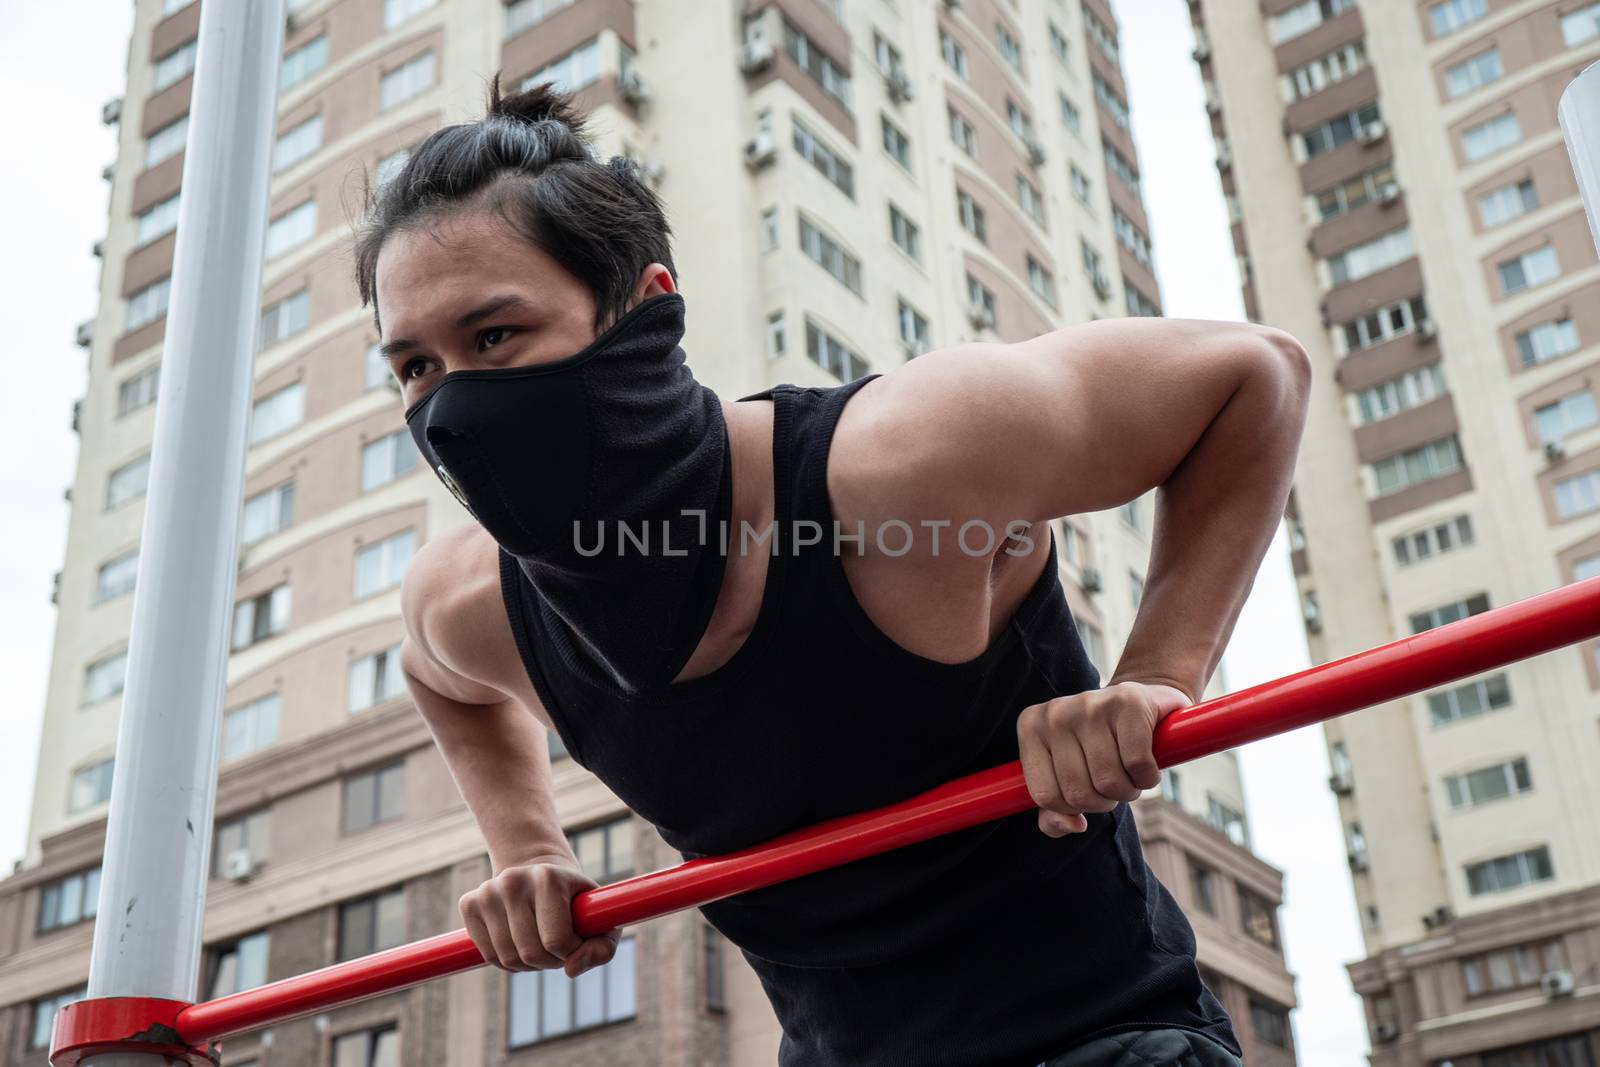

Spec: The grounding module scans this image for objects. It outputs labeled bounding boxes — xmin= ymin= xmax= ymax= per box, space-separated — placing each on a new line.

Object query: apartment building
xmin=1 ymin=1 xmax=1295 ymax=1064
xmin=1188 ymin=0 xmax=1600 ymax=1063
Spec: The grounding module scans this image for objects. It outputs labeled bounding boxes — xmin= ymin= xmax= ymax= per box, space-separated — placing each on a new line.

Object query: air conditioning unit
xmin=618 ymin=70 xmax=650 ymax=106
xmin=1373 ymin=1021 xmax=1400 ymax=1043
xmin=1215 ymin=145 xmax=1233 ymax=169
xmin=1421 ymin=904 xmax=1453 ymax=930
xmin=1359 ymin=120 xmax=1388 ymax=145
xmin=640 ymin=158 xmax=666 ymax=188
xmin=1544 ymin=439 xmax=1567 ymax=463
xmin=1328 ymin=771 xmax=1353 ymax=795
xmin=1540 ymin=969 xmax=1576 ymax=998
xmin=743 ymin=131 xmax=777 ymax=170
xmin=887 ymin=69 xmax=914 ymax=104
xmin=102 ymin=162 xmax=116 ymax=182
xmin=1080 ymin=567 xmax=1104 ymax=594
xmin=1347 ymin=851 xmax=1369 ymax=872
xmin=1378 ymin=181 xmax=1401 ymax=205
xmin=740 ymin=38 xmax=775 ymax=76
xmin=222 ymin=848 xmax=256 ymax=882
xmin=1416 ymin=318 xmax=1437 ymax=340
xmin=75 ymin=320 xmax=95 ymax=348
xmin=967 ymin=301 xmax=996 ymax=330
xmin=92 ymin=239 xmax=105 ymax=258
xmin=942 ymin=0 xmax=961 ymax=9
xmin=102 ymin=96 xmax=123 ymax=126
xmin=71 ymin=400 xmax=83 ymax=434
xmin=1204 ymin=85 xmax=1221 ymax=114
xmin=1192 ymin=40 xmax=1212 ymax=64
xmin=1092 ymin=270 xmax=1113 ymax=300
xmin=1025 ymin=137 xmax=1047 ymax=167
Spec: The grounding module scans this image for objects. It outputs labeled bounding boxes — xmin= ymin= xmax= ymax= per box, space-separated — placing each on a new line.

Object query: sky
xmin=0 ymin=2 xmax=1366 ymax=1063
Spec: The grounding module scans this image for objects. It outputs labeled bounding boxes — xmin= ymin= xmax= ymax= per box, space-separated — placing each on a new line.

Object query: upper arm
xmin=833 ymin=318 xmax=1309 ymax=528
xmin=400 ymin=523 xmax=525 ymax=708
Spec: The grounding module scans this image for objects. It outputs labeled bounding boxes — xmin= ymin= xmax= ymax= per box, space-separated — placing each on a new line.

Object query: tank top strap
xmin=778 ymin=375 xmax=882 ymax=531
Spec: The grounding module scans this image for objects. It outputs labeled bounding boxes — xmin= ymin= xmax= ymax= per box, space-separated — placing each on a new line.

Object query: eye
xmin=479 ymin=326 xmax=516 ymax=351
xmin=399 ymin=357 xmax=433 ymax=381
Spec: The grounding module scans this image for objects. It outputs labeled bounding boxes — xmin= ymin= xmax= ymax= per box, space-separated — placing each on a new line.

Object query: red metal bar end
xmin=51 ymin=996 xmax=221 ymax=1067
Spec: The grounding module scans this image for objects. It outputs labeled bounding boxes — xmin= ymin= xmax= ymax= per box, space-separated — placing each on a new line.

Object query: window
xmin=1076 ymin=618 xmax=1105 ymax=675
xmin=705 ymin=925 xmax=726 ymax=1011
xmin=1271 ymin=0 xmax=1355 ymax=44
xmin=1429 ymin=673 xmax=1512 ymax=726
xmin=145 ymin=115 xmax=189 ymax=167
xmin=223 ymin=693 xmax=281 ymax=761
xmin=1446 ymin=758 xmax=1532 ymax=809
xmin=206 ymin=931 xmax=269 ymax=998
xmin=765 ymin=311 xmax=786 ymax=358
xmin=939 ymin=29 xmax=968 ymax=80
xmin=1498 ymin=245 xmax=1559 ymax=295
xmin=232 ymin=585 xmax=290 ymax=649
xmin=266 ymin=200 xmax=317 ymax=258
xmin=520 ymin=38 xmax=599 ymax=94
xmin=1576 ymin=552 xmax=1600 ymax=581
xmin=1250 ymin=999 xmax=1291 ymax=1049
xmin=760 ymin=206 xmax=779 ymax=252
xmin=338 ymin=887 xmax=406 ymax=959
xmin=995 ymin=23 xmax=1022 ymax=72
xmin=1393 ymin=514 xmax=1475 ymax=566
xmin=1555 ymin=469 xmax=1600 ymax=519
xmin=1017 ymin=174 xmax=1045 ymax=227
xmin=1328 ymin=228 xmax=1414 ymax=285
xmin=1027 ymin=256 xmax=1057 ymax=308
xmin=153 ymin=39 xmax=198 ymax=91
xmin=376 ymin=148 xmax=410 ymax=190
xmin=118 ymin=365 xmax=161 ymax=416
xmin=1315 ymin=164 xmax=1396 ymax=221
xmin=273 ymin=114 xmax=322 ymax=172
xmin=281 ymin=35 xmax=328 ymax=92
xmin=889 ymin=204 xmax=921 ymax=260
xmin=1085 ymin=9 xmax=1121 ymax=61
xmin=1126 ymin=286 xmax=1160 ymax=318
xmin=38 ymin=868 xmax=100 ymax=932
xmin=333 ymin=1024 xmax=399 ymax=1067
xmin=804 ymin=319 xmax=868 ymax=381
xmin=84 ymin=650 xmax=127 ymax=704
xmin=1561 ymin=2 xmax=1600 ymax=46
xmin=1341 ymin=295 xmax=1428 ymax=352
xmin=343 ymin=762 xmax=406 ymax=836
xmin=967 ymin=273 xmax=996 ymax=327
xmin=1535 ymin=390 xmax=1599 ymax=442
xmin=784 ymin=20 xmax=851 ymax=110
xmin=1478 ymin=179 xmax=1538 ymax=228
xmin=1371 ymin=436 xmax=1464 ymax=496
xmin=381 ymin=50 xmax=436 ymax=110
xmin=214 ymin=808 xmax=271 ymax=876
xmin=1188 ymin=861 xmax=1217 ymax=915
xmin=384 ymin=0 xmax=436 ymax=28
xmin=1070 ymin=165 xmax=1091 ymax=205
xmin=948 ymin=106 xmax=977 ymax=156
xmin=798 ymin=215 xmax=862 ymax=295
xmin=1410 ymin=592 xmax=1490 ymax=634
xmin=107 ymin=453 xmax=152 ymax=508
xmin=1082 ymin=239 xmax=1106 ymax=283
xmin=1112 ymin=208 xmax=1153 ymax=268
xmin=792 ymin=117 xmax=855 ymax=197
xmin=349 ymin=644 xmax=406 ymax=712
xmin=505 ymin=0 xmax=576 ymax=38
xmin=508 ymin=936 xmax=637 ymax=1045
xmin=569 ymin=818 xmax=636 ymax=883
xmin=1463 ymin=112 xmax=1522 ymax=162
xmin=1160 ymin=768 xmax=1182 ymax=804
xmin=69 ymin=758 xmax=115 ymax=813
xmin=1060 ymin=93 xmax=1081 ymax=135
xmin=880 ymin=115 xmax=911 ymax=170
xmin=355 ymin=530 xmax=416 ymax=599
xmin=874 ymin=32 xmax=905 ymax=79
xmin=126 ymin=277 xmax=171 ymax=331
xmin=1104 ymin=141 xmax=1142 ymax=198
xmin=29 ymin=988 xmax=86 ymax=1050
xmin=136 ymin=193 xmax=181 ymax=246
xmin=242 ymin=482 xmax=294 ymax=544
xmin=1208 ymin=798 xmax=1249 ymax=847
xmin=1005 ymin=100 xmax=1034 ymax=143
xmin=897 ymin=299 xmax=929 ymax=354
xmin=1462 ymin=940 xmax=1567 ymax=997
xmin=1049 ymin=22 xmax=1070 ymax=64
xmin=1466 ymin=846 xmax=1553 ymax=896
xmin=956 ymin=189 xmax=987 ymax=242
xmin=250 ymin=382 xmax=305 ymax=444
xmin=162 ymin=0 xmax=193 ymax=11
xmin=1092 ymin=72 xmax=1130 ymax=130
xmin=95 ymin=549 xmax=139 ymax=603
xmin=1430 ymin=0 xmax=1487 ymax=36
xmin=361 ymin=431 xmax=418 ymax=492
xmin=1286 ymin=42 xmax=1366 ymax=101
xmin=1446 ymin=48 xmax=1503 ymax=98
xmin=1238 ymin=887 xmax=1278 ymax=945
xmin=1354 ymin=363 xmax=1445 ymax=424
xmin=1330 ymin=741 xmax=1353 ymax=782
xmin=260 ymin=289 xmax=310 ymax=347
xmin=1302 ymin=102 xmax=1381 ymax=159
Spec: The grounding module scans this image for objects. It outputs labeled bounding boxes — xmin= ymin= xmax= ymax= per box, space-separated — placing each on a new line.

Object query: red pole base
xmin=51 ymin=997 xmax=220 ymax=1067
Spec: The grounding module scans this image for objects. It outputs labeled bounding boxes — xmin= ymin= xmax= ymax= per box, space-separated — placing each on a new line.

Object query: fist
xmin=458 ymin=859 xmax=620 ymax=978
xmin=1016 ymin=681 xmax=1192 ymax=837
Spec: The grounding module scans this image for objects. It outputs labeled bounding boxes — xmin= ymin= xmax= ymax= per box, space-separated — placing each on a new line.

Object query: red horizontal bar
xmin=175 ymin=576 xmax=1600 ymax=1046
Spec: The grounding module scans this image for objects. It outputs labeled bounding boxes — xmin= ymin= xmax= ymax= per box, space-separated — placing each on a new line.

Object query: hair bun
xmin=487 ymin=74 xmax=588 ymax=138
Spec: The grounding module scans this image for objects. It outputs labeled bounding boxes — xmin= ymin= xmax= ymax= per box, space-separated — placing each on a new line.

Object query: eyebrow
xmin=378 ymin=294 xmax=535 ymax=361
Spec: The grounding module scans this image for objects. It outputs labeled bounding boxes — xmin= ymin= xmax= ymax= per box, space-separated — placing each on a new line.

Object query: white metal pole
xmin=1560 ymin=60 xmax=1600 ymax=256
xmin=83 ymin=1 xmax=284 ymax=1064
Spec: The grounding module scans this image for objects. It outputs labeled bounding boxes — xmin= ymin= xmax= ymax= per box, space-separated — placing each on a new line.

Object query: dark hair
xmin=353 ymin=76 xmax=676 ymax=332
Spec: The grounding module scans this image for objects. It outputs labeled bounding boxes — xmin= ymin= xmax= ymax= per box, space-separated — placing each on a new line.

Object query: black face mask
xmin=405 ymin=293 xmax=731 ymax=695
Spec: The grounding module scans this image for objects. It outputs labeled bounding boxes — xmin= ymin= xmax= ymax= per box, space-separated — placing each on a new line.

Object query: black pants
xmin=1037 ymin=1028 xmax=1243 ymax=1067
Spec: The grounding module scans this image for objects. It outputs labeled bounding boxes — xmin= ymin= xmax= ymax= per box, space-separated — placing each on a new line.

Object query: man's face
xmin=373 ymin=209 xmax=600 ymax=409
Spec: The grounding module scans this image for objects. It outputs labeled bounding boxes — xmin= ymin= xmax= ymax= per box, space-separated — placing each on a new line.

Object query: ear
xmin=634 ymin=262 xmax=676 ymax=301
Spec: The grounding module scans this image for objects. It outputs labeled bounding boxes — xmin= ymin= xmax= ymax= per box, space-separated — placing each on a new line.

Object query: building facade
xmin=2 ymin=0 xmax=1296 ymax=1064
xmin=1188 ymin=0 xmax=1600 ymax=1063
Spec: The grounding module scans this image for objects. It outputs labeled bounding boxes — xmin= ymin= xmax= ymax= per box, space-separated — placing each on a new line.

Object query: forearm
xmin=1108 ymin=342 xmax=1310 ymax=703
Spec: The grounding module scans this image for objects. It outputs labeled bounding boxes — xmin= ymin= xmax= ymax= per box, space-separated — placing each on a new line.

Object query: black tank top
xmin=500 ymin=377 xmax=1239 ymax=1066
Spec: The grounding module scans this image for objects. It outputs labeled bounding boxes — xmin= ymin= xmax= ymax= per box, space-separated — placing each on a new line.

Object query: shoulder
xmin=400 ymin=522 xmax=527 ymax=704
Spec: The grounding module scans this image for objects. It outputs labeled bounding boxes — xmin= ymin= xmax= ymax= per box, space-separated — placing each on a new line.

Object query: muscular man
xmin=359 ymin=82 xmax=1310 ymax=1067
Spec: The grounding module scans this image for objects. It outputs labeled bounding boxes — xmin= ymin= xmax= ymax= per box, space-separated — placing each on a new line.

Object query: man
xmin=360 ymin=81 xmax=1310 ymax=1066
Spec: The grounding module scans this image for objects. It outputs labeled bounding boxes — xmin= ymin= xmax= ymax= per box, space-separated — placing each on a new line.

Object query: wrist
xmin=491 ymin=844 xmax=580 ymax=876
